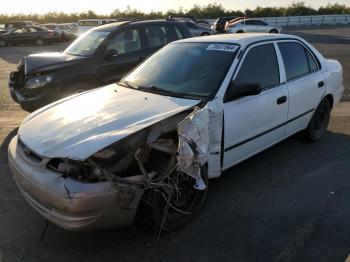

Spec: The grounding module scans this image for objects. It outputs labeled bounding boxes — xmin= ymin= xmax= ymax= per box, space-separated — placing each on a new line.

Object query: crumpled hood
xmin=18 ymin=84 xmax=200 ymax=160
xmin=23 ymin=52 xmax=87 ymax=75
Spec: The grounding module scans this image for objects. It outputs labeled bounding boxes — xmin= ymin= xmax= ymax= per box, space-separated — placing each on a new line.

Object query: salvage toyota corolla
xmin=8 ymin=33 xmax=343 ymax=231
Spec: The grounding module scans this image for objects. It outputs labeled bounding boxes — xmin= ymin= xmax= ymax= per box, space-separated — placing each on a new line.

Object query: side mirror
xmin=104 ymin=49 xmax=119 ymax=61
xmin=225 ymin=81 xmax=262 ymax=102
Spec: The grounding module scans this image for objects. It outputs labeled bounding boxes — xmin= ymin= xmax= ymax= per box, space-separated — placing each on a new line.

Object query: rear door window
xmin=243 ymin=20 xmax=255 ymax=25
xmin=234 ymin=43 xmax=280 ymax=89
xmin=255 ymin=20 xmax=267 ymax=25
xmin=107 ymin=28 xmax=141 ymax=55
xmin=173 ymin=26 xmax=184 ymax=39
xmin=28 ymin=27 xmax=38 ymax=32
xmin=145 ymin=25 xmax=168 ymax=48
xmin=278 ymin=42 xmax=312 ymax=81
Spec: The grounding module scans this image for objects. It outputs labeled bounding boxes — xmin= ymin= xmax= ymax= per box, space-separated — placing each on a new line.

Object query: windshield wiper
xmin=119 ymin=82 xmax=207 ymax=100
xmin=138 ymin=85 xmax=205 ymax=100
xmin=118 ymin=80 xmax=139 ymax=89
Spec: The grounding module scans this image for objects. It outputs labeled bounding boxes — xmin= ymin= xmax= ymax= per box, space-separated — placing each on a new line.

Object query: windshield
xmin=64 ymin=30 xmax=110 ymax=56
xmin=123 ymin=42 xmax=239 ymax=99
xmin=44 ymin=24 xmax=55 ymax=30
xmin=78 ymin=21 xmax=99 ymax=26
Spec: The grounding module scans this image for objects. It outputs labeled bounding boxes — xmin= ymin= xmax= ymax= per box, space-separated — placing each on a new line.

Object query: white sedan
xmin=226 ymin=19 xmax=282 ymax=34
xmin=8 ymin=33 xmax=343 ymax=231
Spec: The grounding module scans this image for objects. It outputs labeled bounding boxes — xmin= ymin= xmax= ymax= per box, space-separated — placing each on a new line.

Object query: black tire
xmin=269 ymin=29 xmax=278 ymax=34
xmin=201 ymin=32 xmax=210 ymax=36
xmin=304 ymin=98 xmax=331 ymax=142
xmin=236 ymin=30 xmax=244 ymax=33
xmin=35 ymin=37 xmax=44 ymax=46
xmin=0 ymin=38 xmax=7 ymax=47
xmin=150 ymin=165 xmax=209 ymax=231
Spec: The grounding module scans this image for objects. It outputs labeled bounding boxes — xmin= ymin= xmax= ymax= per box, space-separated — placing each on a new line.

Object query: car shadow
xmin=1 ymin=128 xmax=350 ymax=262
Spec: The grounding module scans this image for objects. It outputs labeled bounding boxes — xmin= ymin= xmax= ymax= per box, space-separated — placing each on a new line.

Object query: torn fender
xmin=177 ymin=106 xmax=223 ymax=184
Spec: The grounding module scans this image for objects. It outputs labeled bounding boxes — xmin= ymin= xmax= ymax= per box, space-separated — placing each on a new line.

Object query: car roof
xmin=93 ymin=19 xmax=184 ymax=32
xmin=176 ymin=33 xmax=300 ymax=47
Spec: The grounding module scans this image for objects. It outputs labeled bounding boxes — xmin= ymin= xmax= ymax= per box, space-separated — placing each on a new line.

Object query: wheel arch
xmin=324 ymin=93 xmax=334 ymax=109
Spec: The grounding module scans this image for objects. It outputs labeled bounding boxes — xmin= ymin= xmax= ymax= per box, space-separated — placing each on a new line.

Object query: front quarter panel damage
xmin=177 ymin=105 xmax=223 ymax=183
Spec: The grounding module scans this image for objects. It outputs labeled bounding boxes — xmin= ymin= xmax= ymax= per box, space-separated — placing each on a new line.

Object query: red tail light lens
xmin=48 ymin=32 xmax=54 ymax=37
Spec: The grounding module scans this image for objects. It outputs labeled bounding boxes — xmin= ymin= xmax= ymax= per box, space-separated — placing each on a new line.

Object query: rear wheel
xmin=304 ymin=98 xmax=331 ymax=142
xmin=35 ymin=37 xmax=44 ymax=46
xmin=269 ymin=29 xmax=278 ymax=34
xmin=0 ymin=38 xmax=7 ymax=47
xmin=201 ymin=32 xmax=210 ymax=36
xmin=236 ymin=30 xmax=244 ymax=33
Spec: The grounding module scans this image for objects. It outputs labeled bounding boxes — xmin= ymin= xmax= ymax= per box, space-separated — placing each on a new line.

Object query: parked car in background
xmin=61 ymin=23 xmax=78 ymax=34
xmin=42 ymin=23 xmax=76 ymax=41
xmin=77 ymin=19 xmax=117 ymax=35
xmin=0 ymin=26 xmax=59 ymax=47
xmin=169 ymin=15 xmax=210 ymax=27
xmin=8 ymin=33 xmax=343 ymax=231
xmin=224 ymin=17 xmax=248 ymax=30
xmin=8 ymin=20 xmax=192 ymax=111
xmin=211 ymin=16 xmax=237 ymax=33
xmin=225 ymin=19 xmax=281 ymax=34
xmin=0 ymin=21 xmax=36 ymax=34
xmin=184 ymin=21 xmax=215 ymax=36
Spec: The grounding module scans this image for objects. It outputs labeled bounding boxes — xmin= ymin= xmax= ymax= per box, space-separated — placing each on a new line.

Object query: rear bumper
xmin=8 ymin=135 xmax=144 ymax=231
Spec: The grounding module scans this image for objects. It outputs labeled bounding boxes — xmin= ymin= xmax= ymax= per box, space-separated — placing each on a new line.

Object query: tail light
xmin=48 ymin=31 xmax=54 ymax=37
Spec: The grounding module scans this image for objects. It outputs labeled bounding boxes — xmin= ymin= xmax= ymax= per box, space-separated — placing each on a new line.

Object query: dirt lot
xmin=0 ymin=27 xmax=350 ymax=262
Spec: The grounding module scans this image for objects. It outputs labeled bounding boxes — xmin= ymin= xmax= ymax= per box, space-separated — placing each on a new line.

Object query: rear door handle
xmin=277 ymin=96 xmax=287 ymax=105
xmin=318 ymin=81 xmax=324 ymax=87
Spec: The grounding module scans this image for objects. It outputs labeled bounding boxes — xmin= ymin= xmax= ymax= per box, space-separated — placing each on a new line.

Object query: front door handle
xmin=277 ymin=96 xmax=287 ymax=105
xmin=318 ymin=81 xmax=325 ymax=88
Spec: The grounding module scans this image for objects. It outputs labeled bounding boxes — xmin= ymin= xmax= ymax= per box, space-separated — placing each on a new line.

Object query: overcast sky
xmin=2 ymin=0 xmax=349 ymax=14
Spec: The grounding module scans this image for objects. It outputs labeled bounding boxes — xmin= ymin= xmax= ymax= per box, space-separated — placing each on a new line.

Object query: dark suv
xmin=212 ymin=16 xmax=237 ymax=32
xmin=8 ymin=20 xmax=192 ymax=111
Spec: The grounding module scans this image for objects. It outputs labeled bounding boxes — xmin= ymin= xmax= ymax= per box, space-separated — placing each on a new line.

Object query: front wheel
xmin=0 ymin=38 xmax=7 ymax=47
xmin=150 ymin=166 xmax=209 ymax=231
xmin=269 ymin=29 xmax=278 ymax=34
xmin=304 ymin=98 xmax=331 ymax=142
xmin=35 ymin=37 xmax=44 ymax=46
xmin=201 ymin=32 xmax=210 ymax=36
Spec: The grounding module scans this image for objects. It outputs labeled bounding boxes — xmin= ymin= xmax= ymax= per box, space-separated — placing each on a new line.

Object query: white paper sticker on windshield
xmin=207 ymin=43 xmax=238 ymax=52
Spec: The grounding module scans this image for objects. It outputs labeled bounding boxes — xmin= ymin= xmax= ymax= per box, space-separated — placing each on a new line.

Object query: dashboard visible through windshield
xmin=64 ymin=30 xmax=110 ymax=56
xmin=123 ymin=42 xmax=239 ymax=99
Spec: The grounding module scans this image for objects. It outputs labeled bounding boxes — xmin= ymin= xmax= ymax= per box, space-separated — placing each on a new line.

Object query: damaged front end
xmin=9 ymin=105 xmax=223 ymax=231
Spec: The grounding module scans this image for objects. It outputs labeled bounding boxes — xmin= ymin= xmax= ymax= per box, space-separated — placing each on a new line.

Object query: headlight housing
xmin=24 ymin=73 xmax=53 ymax=89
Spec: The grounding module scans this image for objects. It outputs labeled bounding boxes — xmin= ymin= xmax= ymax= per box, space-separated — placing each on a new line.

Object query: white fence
xmin=205 ymin=15 xmax=350 ymax=27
